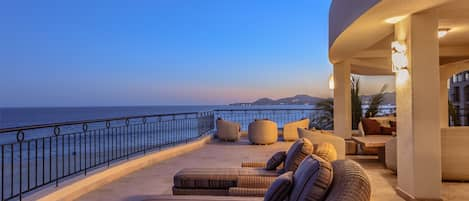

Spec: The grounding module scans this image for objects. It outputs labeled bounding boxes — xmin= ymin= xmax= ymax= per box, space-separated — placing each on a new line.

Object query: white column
xmin=333 ymin=61 xmax=352 ymax=139
xmin=394 ymin=10 xmax=442 ymax=200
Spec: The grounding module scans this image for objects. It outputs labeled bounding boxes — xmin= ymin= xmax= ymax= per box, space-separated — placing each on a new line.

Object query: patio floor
xmin=76 ymin=137 xmax=469 ymax=201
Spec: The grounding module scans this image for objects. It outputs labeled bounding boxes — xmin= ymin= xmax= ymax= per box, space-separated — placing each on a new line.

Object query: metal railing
xmin=214 ymin=108 xmax=396 ymax=131
xmin=0 ymin=107 xmax=398 ymax=200
xmin=0 ymin=112 xmax=214 ymax=201
xmin=214 ymin=109 xmax=325 ymax=130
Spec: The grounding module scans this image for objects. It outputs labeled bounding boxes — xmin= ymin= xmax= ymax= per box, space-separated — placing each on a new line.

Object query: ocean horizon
xmin=0 ymin=105 xmax=316 ymax=129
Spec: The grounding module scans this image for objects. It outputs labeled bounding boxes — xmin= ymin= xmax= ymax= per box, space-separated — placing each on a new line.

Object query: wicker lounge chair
xmin=248 ymin=119 xmax=278 ymax=145
xmin=172 ymin=138 xmax=314 ymax=196
xmin=282 ymin=118 xmax=310 ymax=141
xmin=216 ymin=119 xmax=241 ymax=141
xmin=137 ymin=155 xmax=371 ymax=201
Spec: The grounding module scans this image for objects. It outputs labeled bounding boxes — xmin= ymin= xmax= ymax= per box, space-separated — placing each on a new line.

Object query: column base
xmin=395 ymin=187 xmax=442 ymax=201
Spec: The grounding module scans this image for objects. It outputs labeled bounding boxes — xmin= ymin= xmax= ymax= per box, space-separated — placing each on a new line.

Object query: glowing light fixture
xmin=438 ymin=28 xmax=450 ymax=38
xmin=328 ymin=74 xmax=334 ymax=90
xmin=391 ymin=41 xmax=408 ymax=72
xmin=385 ymin=16 xmax=406 ymax=24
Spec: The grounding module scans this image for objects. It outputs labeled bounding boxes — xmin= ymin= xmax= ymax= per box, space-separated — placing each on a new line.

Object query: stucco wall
xmin=441 ymin=127 xmax=469 ymax=180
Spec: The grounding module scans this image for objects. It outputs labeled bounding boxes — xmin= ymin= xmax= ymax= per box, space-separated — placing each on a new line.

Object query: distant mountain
xmin=230 ymin=92 xmax=396 ymax=106
xmin=360 ymin=92 xmax=395 ymax=105
xmin=231 ymin=95 xmax=327 ymax=106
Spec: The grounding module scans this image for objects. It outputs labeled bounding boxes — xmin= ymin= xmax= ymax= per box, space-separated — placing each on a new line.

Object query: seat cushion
xmin=174 ymin=168 xmax=278 ymax=189
xmin=380 ymin=126 xmax=396 ymax=135
xmin=283 ymin=138 xmax=314 ymax=172
xmin=324 ymin=160 xmax=371 ymax=201
xmin=289 ymin=155 xmax=333 ymax=201
xmin=361 ymin=118 xmax=381 ymax=135
xmin=228 ymin=187 xmax=267 ymax=197
xmin=264 ymin=171 xmax=293 ymax=201
xmin=315 ymin=143 xmax=338 ymax=162
xmin=266 ymin=151 xmax=287 ymax=170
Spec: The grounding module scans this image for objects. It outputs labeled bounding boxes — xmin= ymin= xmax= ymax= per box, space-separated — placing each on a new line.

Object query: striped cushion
xmin=264 ymin=171 xmax=294 ymax=201
xmin=283 ymin=138 xmax=314 ymax=172
xmin=228 ymin=187 xmax=267 ymax=197
xmin=289 ymin=155 xmax=333 ymax=201
xmin=173 ymin=168 xmax=278 ymax=189
xmin=172 ymin=187 xmax=228 ymax=196
xmin=266 ymin=151 xmax=287 ymax=170
xmin=237 ymin=175 xmax=277 ymax=188
xmin=315 ymin=143 xmax=338 ymax=162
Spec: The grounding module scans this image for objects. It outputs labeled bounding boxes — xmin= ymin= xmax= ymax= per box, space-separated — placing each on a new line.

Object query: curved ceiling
xmin=329 ymin=0 xmax=451 ymax=63
xmin=329 ymin=0 xmax=469 ymax=75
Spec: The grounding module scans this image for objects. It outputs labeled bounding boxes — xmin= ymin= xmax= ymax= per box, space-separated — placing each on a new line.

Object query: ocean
xmin=0 ymin=105 xmax=314 ymax=129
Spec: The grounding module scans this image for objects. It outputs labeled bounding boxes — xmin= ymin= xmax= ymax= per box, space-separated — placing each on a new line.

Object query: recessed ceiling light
xmin=385 ymin=16 xmax=406 ymax=24
xmin=438 ymin=28 xmax=450 ymax=38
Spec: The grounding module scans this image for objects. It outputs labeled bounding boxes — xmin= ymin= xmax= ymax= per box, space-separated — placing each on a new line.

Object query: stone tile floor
xmin=77 ymin=138 xmax=469 ymax=201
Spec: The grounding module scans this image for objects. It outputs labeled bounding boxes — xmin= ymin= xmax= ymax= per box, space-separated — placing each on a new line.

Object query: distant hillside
xmin=230 ymin=92 xmax=396 ymax=106
xmin=231 ymin=95 xmax=326 ymax=106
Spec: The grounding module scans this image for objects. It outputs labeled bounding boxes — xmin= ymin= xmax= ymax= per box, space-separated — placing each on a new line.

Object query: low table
xmin=352 ymin=136 xmax=394 ymax=163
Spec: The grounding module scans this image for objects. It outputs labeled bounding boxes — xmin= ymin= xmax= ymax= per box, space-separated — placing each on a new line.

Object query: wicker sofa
xmin=282 ymin=118 xmax=310 ymax=141
xmin=298 ymin=128 xmax=346 ymax=160
xmin=137 ymin=155 xmax=371 ymax=201
xmin=216 ymin=119 xmax=241 ymax=141
xmin=248 ymin=119 xmax=278 ymax=145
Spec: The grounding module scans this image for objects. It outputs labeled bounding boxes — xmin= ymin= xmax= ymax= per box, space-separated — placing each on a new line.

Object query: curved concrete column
xmin=333 ymin=61 xmax=352 ymax=139
xmin=394 ymin=10 xmax=442 ymax=200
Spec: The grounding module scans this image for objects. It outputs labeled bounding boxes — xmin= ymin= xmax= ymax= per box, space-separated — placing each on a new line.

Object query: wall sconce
xmin=391 ymin=41 xmax=408 ymax=72
xmin=328 ymin=74 xmax=334 ymax=90
xmin=438 ymin=28 xmax=450 ymax=38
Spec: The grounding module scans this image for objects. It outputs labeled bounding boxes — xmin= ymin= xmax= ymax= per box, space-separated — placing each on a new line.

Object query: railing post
xmin=106 ymin=121 xmax=111 ymax=167
xmin=16 ymin=130 xmax=24 ymax=201
xmin=125 ymin=119 xmax=129 ymax=159
xmin=82 ymin=123 xmax=88 ymax=176
xmin=142 ymin=118 xmax=147 ymax=155
xmin=54 ymin=127 xmax=60 ymax=187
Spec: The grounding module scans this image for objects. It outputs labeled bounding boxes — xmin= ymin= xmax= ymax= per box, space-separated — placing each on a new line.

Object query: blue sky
xmin=0 ymin=0 xmax=393 ymax=107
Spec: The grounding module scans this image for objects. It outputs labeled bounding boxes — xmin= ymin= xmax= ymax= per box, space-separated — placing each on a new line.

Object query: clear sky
xmin=0 ymin=0 xmax=393 ymax=107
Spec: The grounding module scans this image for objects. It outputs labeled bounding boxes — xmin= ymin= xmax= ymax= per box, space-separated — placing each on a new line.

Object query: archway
xmin=440 ymin=60 xmax=469 ymax=127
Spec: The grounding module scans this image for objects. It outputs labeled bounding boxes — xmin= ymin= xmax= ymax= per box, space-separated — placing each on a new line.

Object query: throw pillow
xmin=266 ymin=151 xmax=287 ymax=170
xmin=264 ymin=171 xmax=294 ymax=201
